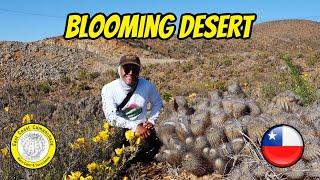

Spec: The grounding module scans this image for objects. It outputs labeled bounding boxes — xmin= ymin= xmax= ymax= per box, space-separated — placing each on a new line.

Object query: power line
xmin=0 ymin=8 xmax=65 ymax=19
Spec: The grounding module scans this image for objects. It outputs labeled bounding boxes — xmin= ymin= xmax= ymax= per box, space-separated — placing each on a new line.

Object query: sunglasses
xmin=123 ymin=64 xmax=140 ymax=74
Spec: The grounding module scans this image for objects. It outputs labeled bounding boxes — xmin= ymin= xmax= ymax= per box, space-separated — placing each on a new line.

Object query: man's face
xmin=121 ymin=64 xmax=140 ymax=85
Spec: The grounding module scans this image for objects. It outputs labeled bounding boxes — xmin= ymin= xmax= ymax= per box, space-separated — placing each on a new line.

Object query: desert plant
xmin=283 ymin=54 xmax=318 ymax=105
xmin=162 ymin=92 xmax=173 ymax=102
xmin=37 ymin=81 xmax=51 ymax=93
xmin=60 ymin=74 xmax=71 ymax=84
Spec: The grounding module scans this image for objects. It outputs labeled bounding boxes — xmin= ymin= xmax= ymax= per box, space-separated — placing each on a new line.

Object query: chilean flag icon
xmin=261 ymin=124 xmax=304 ymax=167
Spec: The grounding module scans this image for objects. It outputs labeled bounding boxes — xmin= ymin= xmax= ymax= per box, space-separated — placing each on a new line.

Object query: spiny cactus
xmin=286 ymin=160 xmax=306 ymax=179
xmin=224 ymin=120 xmax=243 ymax=141
xmin=205 ymin=126 xmax=226 ymax=148
xmin=209 ymin=110 xmax=229 ymax=128
xmin=175 ymin=121 xmax=192 ymax=142
xmin=230 ymin=138 xmax=245 ymax=154
xmin=156 ymin=82 xmax=320 ymax=178
xmin=194 ymin=136 xmax=209 ymax=151
xmin=302 ymin=138 xmax=320 ymax=161
xmin=182 ymin=153 xmax=212 ymax=176
xmin=306 ymin=159 xmax=320 ymax=178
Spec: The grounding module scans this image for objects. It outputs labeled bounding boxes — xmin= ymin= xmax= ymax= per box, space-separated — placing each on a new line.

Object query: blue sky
xmin=0 ymin=0 xmax=319 ymax=42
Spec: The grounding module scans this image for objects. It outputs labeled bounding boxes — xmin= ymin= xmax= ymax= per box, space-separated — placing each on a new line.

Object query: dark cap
xmin=119 ymin=55 xmax=141 ymax=67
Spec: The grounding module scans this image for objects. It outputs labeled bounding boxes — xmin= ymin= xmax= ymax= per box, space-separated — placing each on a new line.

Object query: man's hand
xmin=143 ymin=121 xmax=154 ymax=130
xmin=136 ymin=123 xmax=151 ymax=139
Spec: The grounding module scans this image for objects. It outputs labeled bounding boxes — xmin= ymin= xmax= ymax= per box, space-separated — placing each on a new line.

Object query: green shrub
xmin=162 ymin=92 xmax=173 ymax=102
xmin=306 ymin=56 xmax=317 ymax=66
xmin=37 ymin=82 xmax=51 ymax=93
xmin=78 ymin=82 xmax=91 ymax=91
xmin=77 ymin=69 xmax=90 ymax=80
xmin=221 ymin=58 xmax=232 ymax=67
xmin=283 ymin=54 xmax=317 ymax=105
xmin=60 ymin=74 xmax=71 ymax=84
xmin=89 ymin=72 xmax=100 ymax=80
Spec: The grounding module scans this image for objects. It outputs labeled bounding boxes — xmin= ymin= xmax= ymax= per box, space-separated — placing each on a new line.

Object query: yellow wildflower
xmin=68 ymin=171 xmax=82 ymax=180
xmin=86 ymin=176 xmax=93 ymax=180
xmin=122 ymin=176 xmax=129 ymax=180
xmin=125 ymin=130 xmax=135 ymax=141
xmin=103 ymin=122 xmax=110 ymax=130
xmin=92 ymin=136 xmax=101 ymax=143
xmin=22 ymin=113 xmax=34 ymax=124
xmin=112 ymin=156 xmax=120 ymax=165
xmin=135 ymin=137 xmax=141 ymax=145
xmin=87 ymin=162 xmax=98 ymax=173
xmin=76 ymin=138 xmax=85 ymax=144
xmin=1 ymin=148 xmax=9 ymax=156
xmin=98 ymin=131 xmax=109 ymax=141
xmin=80 ymin=176 xmax=93 ymax=180
xmin=115 ymin=145 xmax=125 ymax=156
xmin=4 ymin=106 xmax=9 ymax=112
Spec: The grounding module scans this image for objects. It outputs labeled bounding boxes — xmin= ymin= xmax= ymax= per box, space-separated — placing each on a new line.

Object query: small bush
xmin=212 ymin=80 xmax=227 ymax=91
xmin=283 ymin=54 xmax=317 ymax=105
xmin=37 ymin=82 xmax=51 ymax=93
xmin=89 ymin=72 xmax=100 ymax=80
xmin=77 ymin=69 xmax=90 ymax=81
xmin=221 ymin=58 xmax=232 ymax=67
xmin=60 ymin=74 xmax=71 ymax=84
xmin=162 ymin=92 xmax=173 ymax=102
xmin=306 ymin=56 xmax=317 ymax=66
xmin=78 ymin=82 xmax=91 ymax=91
xmin=77 ymin=69 xmax=100 ymax=81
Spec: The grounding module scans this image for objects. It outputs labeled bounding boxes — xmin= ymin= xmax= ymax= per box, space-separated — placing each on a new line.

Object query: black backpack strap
xmin=117 ymin=79 xmax=139 ymax=112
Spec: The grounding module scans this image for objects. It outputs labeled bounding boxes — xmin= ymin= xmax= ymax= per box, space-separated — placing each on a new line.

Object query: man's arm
xmin=101 ymin=85 xmax=139 ymax=131
xmin=148 ymin=82 xmax=163 ymax=124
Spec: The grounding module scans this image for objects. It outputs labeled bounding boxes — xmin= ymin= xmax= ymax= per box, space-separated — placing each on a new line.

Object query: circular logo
xmin=261 ymin=124 xmax=304 ymax=168
xmin=11 ymin=124 xmax=56 ymax=169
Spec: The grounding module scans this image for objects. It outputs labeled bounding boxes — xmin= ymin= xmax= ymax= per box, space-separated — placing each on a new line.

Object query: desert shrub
xmin=283 ymin=54 xmax=318 ymax=105
xmin=297 ymin=53 xmax=304 ymax=58
xmin=257 ymin=72 xmax=293 ymax=101
xmin=221 ymin=58 xmax=232 ymax=67
xmin=212 ymin=80 xmax=227 ymax=91
xmin=60 ymin=74 xmax=71 ymax=84
xmin=89 ymin=72 xmax=100 ymax=80
xmin=37 ymin=81 xmax=51 ymax=93
xmin=306 ymin=56 xmax=317 ymax=66
xmin=261 ymin=83 xmax=282 ymax=101
xmin=162 ymin=92 xmax=173 ymax=102
xmin=77 ymin=69 xmax=101 ymax=81
xmin=77 ymin=69 xmax=90 ymax=81
xmin=103 ymin=69 xmax=118 ymax=81
xmin=181 ymin=61 xmax=194 ymax=73
xmin=78 ymin=82 xmax=91 ymax=91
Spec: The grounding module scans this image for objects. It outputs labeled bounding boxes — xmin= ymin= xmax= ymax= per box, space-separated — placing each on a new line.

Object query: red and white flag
xmin=261 ymin=125 xmax=304 ymax=167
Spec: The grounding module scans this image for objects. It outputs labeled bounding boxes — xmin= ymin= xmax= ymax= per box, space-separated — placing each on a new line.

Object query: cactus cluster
xmin=155 ymin=80 xmax=320 ymax=178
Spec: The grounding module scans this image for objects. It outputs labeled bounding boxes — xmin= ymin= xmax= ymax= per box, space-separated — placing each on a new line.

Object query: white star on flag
xmin=268 ymin=131 xmax=277 ymax=140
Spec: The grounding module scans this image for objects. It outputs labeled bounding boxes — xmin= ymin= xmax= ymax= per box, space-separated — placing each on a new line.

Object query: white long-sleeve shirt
xmin=101 ymin=77 xmax=163 ymax=132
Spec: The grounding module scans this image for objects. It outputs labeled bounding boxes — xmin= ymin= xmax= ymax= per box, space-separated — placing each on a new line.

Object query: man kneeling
xmin=101 ymin=55 xmax=163 ymax=161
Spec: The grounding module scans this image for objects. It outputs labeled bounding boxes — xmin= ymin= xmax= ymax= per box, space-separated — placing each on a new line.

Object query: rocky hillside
xmin=1 ymin=20 xmax=319 ymax=83
xmin=0 ymin=19 xmax=320 ymax=179
xmin=0 ymin=20 xmax=320 ymax=110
